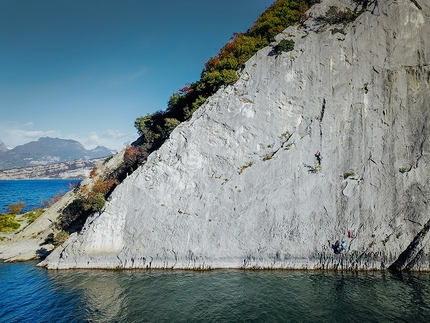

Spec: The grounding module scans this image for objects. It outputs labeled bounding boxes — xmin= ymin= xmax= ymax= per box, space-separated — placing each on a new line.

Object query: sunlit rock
xmin=41 ymin=0 xmax=430 ymax=270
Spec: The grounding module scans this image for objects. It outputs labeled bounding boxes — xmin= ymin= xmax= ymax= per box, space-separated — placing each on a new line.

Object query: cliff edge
xmin=40 ymin=0 xmax=430 ymax=270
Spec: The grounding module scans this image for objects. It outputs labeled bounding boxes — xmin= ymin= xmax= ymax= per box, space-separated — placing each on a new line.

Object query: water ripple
xmin=1 ymin=263 xmax=430 ymax=322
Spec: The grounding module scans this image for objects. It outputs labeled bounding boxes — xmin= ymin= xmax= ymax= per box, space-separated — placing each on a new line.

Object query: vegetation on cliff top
xmin=134 ymin=0 xmax=370 ymax=149
xmin=134 ymin=0 xmax=321 ymax=146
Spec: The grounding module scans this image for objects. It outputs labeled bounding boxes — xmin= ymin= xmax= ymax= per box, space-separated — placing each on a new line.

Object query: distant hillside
xmin=0 ymin=137 xmax=113 ymax=170
xmin=0 ymin=157 xmax=106 ymax=179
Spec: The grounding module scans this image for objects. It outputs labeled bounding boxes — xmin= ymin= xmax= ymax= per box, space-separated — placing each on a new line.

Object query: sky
xmin=0 ymin=0 xmax=275 ymax=151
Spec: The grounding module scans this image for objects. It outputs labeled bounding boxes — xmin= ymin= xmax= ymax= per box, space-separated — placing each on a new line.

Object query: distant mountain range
xmin=0 ymin=137 xmax=113 ymax=170
xmin=0 ymin=157 xmax=106 ymax=179
xmin=0 ymin=140 xmax=7 ymax=152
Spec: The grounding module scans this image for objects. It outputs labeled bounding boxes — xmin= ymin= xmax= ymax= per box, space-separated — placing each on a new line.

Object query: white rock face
xmin=41 ymin=0 xmax=430 ymax=270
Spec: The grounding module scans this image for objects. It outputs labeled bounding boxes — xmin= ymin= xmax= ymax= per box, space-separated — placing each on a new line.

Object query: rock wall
xmin=41 ymin=0 xmax=430 ymax=270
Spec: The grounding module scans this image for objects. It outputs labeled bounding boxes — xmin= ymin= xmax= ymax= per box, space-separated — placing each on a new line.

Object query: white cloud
xmin=20 ymin=130 xmax=58 ymax=140
xmin=102 ymin=129 xmax=134 ymax=140
xmin=70 ymin=130 xmax=137 ymax=152
xmin=81 ymin=132 xmax=101 ymax=148
xmin=0 ymin=122 xmax=60 ymax=148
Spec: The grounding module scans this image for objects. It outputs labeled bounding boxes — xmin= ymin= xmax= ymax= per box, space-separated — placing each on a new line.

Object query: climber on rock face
xmin=340 ymin=241 xmax=346 ymax=252
xmin=332 ymin=240 xmax=347 ymax=254
xmin=333 ymin=240 xmax=340 ymax=254
xmin=315 ymin=151 xmax=323 ymax=165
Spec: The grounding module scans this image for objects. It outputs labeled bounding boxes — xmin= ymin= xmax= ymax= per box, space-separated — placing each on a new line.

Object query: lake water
xmin=0 ymin=261 xmax=430 ymax=322
xmin=0 ymin=179 xmax=81 ymax=214
xmin=1 ymin=181 xmax=430 ymax=322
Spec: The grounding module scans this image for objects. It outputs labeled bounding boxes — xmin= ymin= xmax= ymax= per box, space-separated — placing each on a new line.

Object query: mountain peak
xmin=0 ymin=137 xmax=112 ymax=170
xmin=0 ymin=140 xmax=8 ymax=152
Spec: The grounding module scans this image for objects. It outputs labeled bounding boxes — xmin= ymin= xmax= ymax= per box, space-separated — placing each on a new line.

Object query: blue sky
xmin=0 ymin=0 xmax=274 ymax=151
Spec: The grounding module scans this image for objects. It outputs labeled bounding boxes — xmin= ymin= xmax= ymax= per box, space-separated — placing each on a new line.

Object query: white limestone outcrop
xmin=41 ymin=0 xmax=430 ymax=270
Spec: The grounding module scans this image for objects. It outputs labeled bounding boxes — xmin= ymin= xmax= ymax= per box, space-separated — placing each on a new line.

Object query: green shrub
xmin=85 ymin=193 xmax=106 ymax=212
xmin=319 ymin=6 xmax=364 ymax=26
xmin=53 ymin=230 xmax=69 ymax=246
xmin=274 ymin=39 xmax=295 ymax=54
xmin=164 ymin=118 xmax=181 ymax=134
xmin=134 ymin=113 xmax=161 ymax=143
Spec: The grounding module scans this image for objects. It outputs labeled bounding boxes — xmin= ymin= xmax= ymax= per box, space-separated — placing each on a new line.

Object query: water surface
xmin=1 ymin=181 xmax=429 ymax=322
xmin=0 ymin=179 xmax=80 ymax=213
xmin=1 ymin=261 xmax=429 ymax=322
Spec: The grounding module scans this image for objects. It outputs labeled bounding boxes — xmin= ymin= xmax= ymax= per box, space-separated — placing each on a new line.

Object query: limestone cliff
xmin=40 ymin=0 xmax=430 ymax=270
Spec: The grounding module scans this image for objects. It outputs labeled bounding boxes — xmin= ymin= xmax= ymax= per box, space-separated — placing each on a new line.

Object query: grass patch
xmin=23 ymin=208 xmax=45 ymax=224
xmin=263 ymin=153 xmax=274 ymax=161
xmin=399 ymin=166 xmax=412 ymax=173
xmin=343 ymin=172 xmax=356 ymax=179
xmin=0 ymin=213 xmax=20 ymax=232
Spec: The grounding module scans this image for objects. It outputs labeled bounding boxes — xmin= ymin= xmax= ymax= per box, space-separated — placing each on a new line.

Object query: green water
xmin=1 ymin=261 xmax=429 ymax=322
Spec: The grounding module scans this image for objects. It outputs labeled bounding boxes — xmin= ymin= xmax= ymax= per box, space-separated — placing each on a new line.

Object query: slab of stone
xmin=40 ymin=0 xmax=430 ymax=270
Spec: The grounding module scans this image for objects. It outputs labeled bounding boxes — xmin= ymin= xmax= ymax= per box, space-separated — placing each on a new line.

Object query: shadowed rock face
xmin=40 ymin=0 xmax=430 ymax=270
